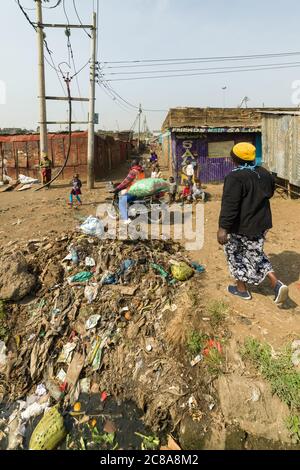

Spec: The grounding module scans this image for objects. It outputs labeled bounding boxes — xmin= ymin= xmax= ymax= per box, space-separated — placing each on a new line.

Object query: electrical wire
xmin=104 ymin=62 xmax=300 ymax=81
xmin=102 ymin=51 xmax=300 ymax=65
xmin=20 ymin=0 xmax=62 ymax=9
xmin=73 ymin=0 xmax=92 ymax=38
xmin=102 ymin=60 xmax=300 ymax=76
xmin=102 ymin=81 xmax=167 ymax=112
xmin=97 ymin=82 xmax=131 ymax=113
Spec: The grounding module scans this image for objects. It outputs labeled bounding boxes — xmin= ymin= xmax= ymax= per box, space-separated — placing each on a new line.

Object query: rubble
xmin=0 ymin=228 xmax=208 ymax=449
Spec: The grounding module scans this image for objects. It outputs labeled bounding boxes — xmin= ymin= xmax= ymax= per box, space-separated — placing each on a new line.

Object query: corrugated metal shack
xmin=262 ymin=110 xmax=300 ymax=190
xmin=161 ymin=107 xmax=298 ymax=184
xmin=0 ymin=131 xmax=132 ymax=181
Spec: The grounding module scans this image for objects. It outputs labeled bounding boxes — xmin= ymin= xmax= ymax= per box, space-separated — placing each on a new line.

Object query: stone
xmin=0 ymin=252 xmax=36 ymax=301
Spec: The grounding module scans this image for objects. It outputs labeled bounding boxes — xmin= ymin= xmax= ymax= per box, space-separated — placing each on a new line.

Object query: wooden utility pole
xmin=87 ymin=12 xmax=97 ymax=189
xmin=36 ymin=0 xmax=48 ymax=157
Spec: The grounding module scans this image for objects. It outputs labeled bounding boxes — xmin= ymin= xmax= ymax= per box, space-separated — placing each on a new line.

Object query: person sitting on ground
xmin=112 ymin=159 xmax=145 ymax=224
xmin=151 ymin=164 xmax=161 ymax=179
xmin=168 ymin=176 xmax=177 ymax=204
xmin=217 ymin=142 xmax=289 ymax=304
xmin=192 ymin=181 xmax=205 ymax=202
xmin=69 ymin=173 xmax=82 ymax=207
xmin=180 ymin=181 xmax=192 ymax=204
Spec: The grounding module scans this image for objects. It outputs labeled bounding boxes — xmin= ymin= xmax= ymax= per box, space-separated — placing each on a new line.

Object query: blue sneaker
xmin=227 ymin=285 xmax=252 ymax=300
xmin=274 ymin=281 xmax=289 ymax=304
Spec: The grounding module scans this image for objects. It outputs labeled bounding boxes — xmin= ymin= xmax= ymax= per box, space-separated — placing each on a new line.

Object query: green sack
xmin=171 ymin=262 xmax=194 ymax=281
xmin=128 ymin=178 xmax=169 ymax=198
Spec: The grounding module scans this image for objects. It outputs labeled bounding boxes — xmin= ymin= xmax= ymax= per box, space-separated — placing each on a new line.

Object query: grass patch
xmin=205 ymin=347 xmax=224 ymax=375
xmin=241 ymin=337 xmax=300 ymax=409
xmin=186 ymin=331 xmax=207 ymax=357
xmin=207 ymin=301 xmax=228 ymax=328
xmin=287 ymin=415 xmax=300 ymax=443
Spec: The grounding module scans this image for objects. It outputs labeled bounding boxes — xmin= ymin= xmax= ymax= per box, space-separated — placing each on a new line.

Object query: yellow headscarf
xmin=231 ymin=143 xmax=256 ymax=162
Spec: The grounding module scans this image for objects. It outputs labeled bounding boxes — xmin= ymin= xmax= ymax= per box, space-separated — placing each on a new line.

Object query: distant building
xmin=161 ymin=107 xmax=298 ymax=183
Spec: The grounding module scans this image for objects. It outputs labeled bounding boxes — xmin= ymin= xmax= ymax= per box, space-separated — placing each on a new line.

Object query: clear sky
xmin=1 ymin=0 xmax=300 ymax=132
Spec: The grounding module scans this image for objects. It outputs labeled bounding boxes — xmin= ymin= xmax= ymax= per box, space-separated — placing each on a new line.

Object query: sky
xmin=1 ymin=0 xmax=300 ymax=132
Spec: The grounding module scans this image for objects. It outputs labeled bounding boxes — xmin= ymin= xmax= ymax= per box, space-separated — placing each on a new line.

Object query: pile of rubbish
xmin=0 ymin=222 xmax=206 ymax=450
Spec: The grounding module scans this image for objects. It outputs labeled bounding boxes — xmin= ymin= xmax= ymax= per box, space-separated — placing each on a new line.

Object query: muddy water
xmin=0 ymin=397 xmax=164 ymax=451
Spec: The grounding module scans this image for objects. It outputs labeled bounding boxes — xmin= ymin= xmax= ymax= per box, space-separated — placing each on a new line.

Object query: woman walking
xmin=217 ymin=142 xmax=288 ymax=304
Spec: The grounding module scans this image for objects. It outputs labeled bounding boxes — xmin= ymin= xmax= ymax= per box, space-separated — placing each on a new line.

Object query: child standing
xmin=69 ymin=173 xmax=82 ymax=207
xmin=168 ymin=176 xmax=177 ymax=204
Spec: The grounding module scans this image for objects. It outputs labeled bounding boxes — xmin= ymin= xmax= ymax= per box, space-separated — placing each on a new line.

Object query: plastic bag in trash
xmin=79 ymin=216 xmax=104 ymax=237
xmin=84 ymin=285 xmax=98 ymax=303
xmin=19 ymin=174 xmax=39 ymax=185
xmin=170 ymin=261 xmax=194 ymax=281
xmin=128 ymin=178 xmax=169 ymax=198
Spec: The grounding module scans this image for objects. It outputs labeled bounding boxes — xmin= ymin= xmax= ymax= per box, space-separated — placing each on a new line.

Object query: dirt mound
xmin=0 ymin=252 xmax=36 ymax=301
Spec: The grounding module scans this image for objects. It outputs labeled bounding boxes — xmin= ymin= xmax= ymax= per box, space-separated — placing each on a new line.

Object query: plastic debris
xmin=21 ymin=401 xmax=49 ymax=422
xmin=100 ymin=391 xmax=108 ymax=402
xmin=170 ymin=261 xmax=194 ymax=281
xmin=79 ymin=216 xmax=104 ymax=237
xmin=85 ymin=257 xmax=96 ymax=267
xmin=291 ymin=340 xmax=300 ymax=351
xmin=85 ymin=314 xmax=101 ymax=330
xmin=56 ymin=368 xmax=67 ymax=383
xmin=84 ymin=284 xmax=98 ymax=304
xmin=18 ymin=174 xmax=39 ymax=185
xmin=68 ymin=271 xmax=93 ymax=284
xmin=191 ymin=262 xmax=206 ymax=273
xmin=190 ymin=354 xmax=203 ymax=367
xmin=0 ymin=340 xmax=8 ymax=371
xmin=57 ymin=342 xmax=77 ymax=364
xmin=35 ymin=384 xmax=47 ymax=396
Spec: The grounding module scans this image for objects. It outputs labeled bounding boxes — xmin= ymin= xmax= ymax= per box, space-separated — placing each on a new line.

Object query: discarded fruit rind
xmin=170 ymin=262 xmax=194 ymax=281
xmin=29 ymin=405 xmax=67 ymax=450
xmin=73 ymin=402 xmax=81 ymax=412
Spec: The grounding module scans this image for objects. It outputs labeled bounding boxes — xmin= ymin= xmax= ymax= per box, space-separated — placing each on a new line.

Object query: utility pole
xmin=138 ymin=103 xmax=142 ymax=152
xmin=87 ymin=12 xmax=97 ymax=190
xmin=36 ymin=0 xmax=48 ymax=158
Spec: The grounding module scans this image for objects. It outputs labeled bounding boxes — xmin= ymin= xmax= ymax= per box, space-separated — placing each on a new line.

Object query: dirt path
xmin=1 ymin=163 xmax=300 ymax=352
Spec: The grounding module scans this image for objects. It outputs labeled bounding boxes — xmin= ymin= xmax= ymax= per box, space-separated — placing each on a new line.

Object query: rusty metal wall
xmin=262 ymin=114 xmax=300 ymax=187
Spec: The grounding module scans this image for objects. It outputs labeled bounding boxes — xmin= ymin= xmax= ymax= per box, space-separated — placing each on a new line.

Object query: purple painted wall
xmin=172 ymin=132 xmax=257 ymax=183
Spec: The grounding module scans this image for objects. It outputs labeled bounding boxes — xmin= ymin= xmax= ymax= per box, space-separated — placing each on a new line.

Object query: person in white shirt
xmin=151 ymin=164 xmax=162 ymax=179
xmin=192 ymin=181 xmax=205 ymax=202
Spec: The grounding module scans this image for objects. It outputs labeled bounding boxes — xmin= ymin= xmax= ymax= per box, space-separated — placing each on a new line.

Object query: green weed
xmin=241 ymin=338 xmax=300 ymax=409
xmin=208 ymin=301 xmax=228 ymax=328
xmin=187 ymin=331 xmax=207 ymax=357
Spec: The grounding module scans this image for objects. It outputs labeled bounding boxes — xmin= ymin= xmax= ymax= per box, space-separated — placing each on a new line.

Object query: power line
xmin=104 ymin=62 xmax=300 ymax=82
xmin=97 ymin=82 xmax=131 ymax=113
xmin=102 ymin=60 xmax=300 ymax=76
xmin=102 ymin=51 xmax=300 ymax=65
xmin=73 ymin=0 xmax=92 ymax=38
xmin=100 ymin=79 xmax=167 ymax=112
xmin=20 ymin=0 xmax=63 ymax=9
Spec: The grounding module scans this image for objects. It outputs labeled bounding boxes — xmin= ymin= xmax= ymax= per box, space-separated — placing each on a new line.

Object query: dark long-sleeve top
xmin=219 ymin=166 xmax=275 ymax=238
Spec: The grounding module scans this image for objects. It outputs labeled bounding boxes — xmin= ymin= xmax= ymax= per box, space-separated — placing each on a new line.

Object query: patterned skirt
xmin=224 ymin=233 xmax=273 ymax=286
